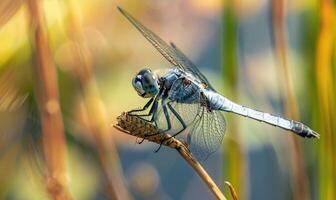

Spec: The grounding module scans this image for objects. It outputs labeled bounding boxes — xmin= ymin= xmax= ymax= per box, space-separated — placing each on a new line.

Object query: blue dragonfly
xmin=118 ymin=7 xmax=319 ymax=160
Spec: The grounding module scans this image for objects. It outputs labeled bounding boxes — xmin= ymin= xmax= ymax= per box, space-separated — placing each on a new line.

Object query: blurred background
xmin=0 ymin=0 xmax=334 ymax=199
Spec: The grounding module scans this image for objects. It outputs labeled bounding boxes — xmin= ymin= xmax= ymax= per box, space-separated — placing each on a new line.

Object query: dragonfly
xmin=118 ymin=7 xmax=319 ymax=160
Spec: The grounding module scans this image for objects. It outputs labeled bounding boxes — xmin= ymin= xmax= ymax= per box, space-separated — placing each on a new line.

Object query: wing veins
xmin=118 ymin=7 xmax=215 ymax=90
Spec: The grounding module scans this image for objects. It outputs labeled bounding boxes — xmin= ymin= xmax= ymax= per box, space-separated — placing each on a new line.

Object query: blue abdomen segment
xmin=204 ymin=90 xmax=319 ymax=138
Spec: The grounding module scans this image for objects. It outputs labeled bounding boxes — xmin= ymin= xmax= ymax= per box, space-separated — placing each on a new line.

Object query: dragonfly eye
xmin=132 ymin=76 xmax=146 ymax=97
xmin=132 ymin=69 xmax=160 ymax=98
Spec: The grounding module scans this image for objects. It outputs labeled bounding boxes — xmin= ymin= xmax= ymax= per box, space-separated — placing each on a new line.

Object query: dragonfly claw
xmin=136 ymin=137 xmax=146 ymax=144
xmin=154 ymin=143 xmax=163 ymax=153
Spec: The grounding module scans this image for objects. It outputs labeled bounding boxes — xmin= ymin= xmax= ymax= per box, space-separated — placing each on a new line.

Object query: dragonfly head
xmin=132 ymin=68 xmax=160 ymax=98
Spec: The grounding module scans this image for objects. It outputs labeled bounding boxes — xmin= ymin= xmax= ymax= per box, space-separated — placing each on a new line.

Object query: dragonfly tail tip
xmin=311 ymin=131 xmax=320 ymax=139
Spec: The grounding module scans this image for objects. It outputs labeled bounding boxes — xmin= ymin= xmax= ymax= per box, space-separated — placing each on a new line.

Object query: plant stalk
xmin=64 ymin=1 xmax=131 ymax=199
xmin=271 ymin=0 xmax=310 ymax=199
xmin=316 ymin=0 xmax=336 ymax=199
xmin=27 ymin=0 xmax=72 ymax=199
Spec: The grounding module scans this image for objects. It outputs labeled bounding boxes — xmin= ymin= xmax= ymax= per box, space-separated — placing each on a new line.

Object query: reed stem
xmin=316 ymin=0 xmax=336 ymax=199
xmin=271 ymin=0 xmax=310 ymax=199
xmin=222 ymin=0 xmax=246 ymax=198
xmin=64 ymin=1 xmax=131 ymax=199
xmin=27 ymin=0 xmax=72 ymax=199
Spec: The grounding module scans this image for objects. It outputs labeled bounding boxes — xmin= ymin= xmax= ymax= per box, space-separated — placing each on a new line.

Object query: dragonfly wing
xmin=118 ymin=7 xmax=214 ymax=90
xmin=169 ymin=42 xmax=214 ymax=90
xmin=118 ymin=7 xmax=184 ymax=68
xmin=157 ymin=94 xmax=226 ymax=161
xmin=188 ymin=107 xmax=226 ymax=161
xmin=156 ymin=101 xmax=200 ymax=140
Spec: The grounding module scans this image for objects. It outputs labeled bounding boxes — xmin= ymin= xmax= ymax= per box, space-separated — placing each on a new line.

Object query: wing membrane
xmin=118 ymin=7 xmax=214 ymax=90
xmin=156 ymin=101 xmax=200 ymax=139
xmin=169 ymin=42 xmax=214 ymax=90
xmin=188 ymin=108 xmax=226 ymax=161
xmin=156 ymin=100 xmax=226 ymax=161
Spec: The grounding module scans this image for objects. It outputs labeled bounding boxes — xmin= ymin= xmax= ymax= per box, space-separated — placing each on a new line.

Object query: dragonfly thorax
xmin=132 ymin=68 xmax=160 ymax=98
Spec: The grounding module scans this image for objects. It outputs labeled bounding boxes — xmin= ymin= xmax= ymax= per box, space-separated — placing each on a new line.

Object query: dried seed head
xmin=115 ymin=112 xmax=186 ymax=149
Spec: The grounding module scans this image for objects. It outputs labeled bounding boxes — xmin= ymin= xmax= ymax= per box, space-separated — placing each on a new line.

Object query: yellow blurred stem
xmin=26 ymin=0 xmax=72 ymax=199
xmin=64 ymin=1 xmax=132 ymax=199
xmin=0 ymin=0 xmax=23 ymax=28
xmin=272 ymin=0 xmax=310 ymax=199
xmin=316 ymin=0 xmax=336 ymax=199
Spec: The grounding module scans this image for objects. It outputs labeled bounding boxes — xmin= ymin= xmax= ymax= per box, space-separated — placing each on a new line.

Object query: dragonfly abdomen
xmin=204 ymin=90 xmax=229 ymax=111
xmin=205 ymin=91 xmax=319 ymax=138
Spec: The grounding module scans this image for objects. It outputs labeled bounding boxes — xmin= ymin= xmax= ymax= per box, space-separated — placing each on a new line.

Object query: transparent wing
xmin=188 ymin=108 xmax=226 ymax=161
xmin=156 ymin=101 xmax=201 ymax=141
xmin=156 ymin=101 xmax=226 ymax=161
xmin=118 ymin=7 xmax=214 ymax=90
xmin=156 ymin=102 xmax=226 ymax=161
xmin=169 ymin=42 xmax=214 ymax=90
xmin=150 ymin=72 xmax=224 ymax=160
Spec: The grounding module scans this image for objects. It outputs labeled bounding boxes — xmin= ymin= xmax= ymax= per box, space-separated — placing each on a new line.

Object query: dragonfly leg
xmin=136 ymin=137 xmax=146 ymax=144
xmin=128 ymin=97 xmax=154 ymax=115
xmin=130 ymin=87 xmax=165 ymax=120
xmin=167 ymin=102 xmax=187 ymax=137
xmin=136 ymin=101 xmax=160 ymax=145
xmin=131 ymin=101 xmax=159 ymax=123
xmin=154 ymin=102 xmax=187 ymax=153
xmin=160 ymin=103 xmax=172 ymax=132
xmin=153 ymin=103 xmax=172 ymax=152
